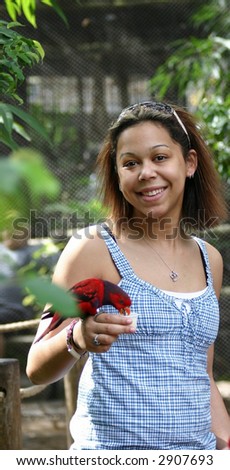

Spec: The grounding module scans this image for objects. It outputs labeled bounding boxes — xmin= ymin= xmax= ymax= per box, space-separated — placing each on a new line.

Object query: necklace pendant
xmin=170 ymin=270 xmax=179 ymax=282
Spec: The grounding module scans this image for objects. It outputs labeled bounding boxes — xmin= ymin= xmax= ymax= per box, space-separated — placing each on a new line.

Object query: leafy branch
xmin=0 ymin=20 xmax=44 ymax=102
xmin=4 ymin=0 xmax=68 ymax=28
xmin=0 ymin=20 xmax=50 ymax=149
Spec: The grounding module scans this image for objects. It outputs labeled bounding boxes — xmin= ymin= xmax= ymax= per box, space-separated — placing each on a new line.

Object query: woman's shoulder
xmin=200 ymin=239 xmax=223 ymax=266
xmin=193 ymin=236 xmax=222 ymax=264
xmin=201 ymin=239 xmax=223 ymax=297
xmin=66 ymin=224 xmax=106 ymax=248
xmin=52 ymin=225 xmax=110 ymax=288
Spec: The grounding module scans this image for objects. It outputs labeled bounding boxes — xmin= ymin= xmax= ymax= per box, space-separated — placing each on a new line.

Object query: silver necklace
xmin=143 ymin=238 xmax=179 ymax=282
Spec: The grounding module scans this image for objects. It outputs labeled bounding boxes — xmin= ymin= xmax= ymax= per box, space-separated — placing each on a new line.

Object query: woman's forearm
xmin=26 ymin=326 xmax=78 ymax=385
xmin=26 ymin=312 xmax=134 ymax=385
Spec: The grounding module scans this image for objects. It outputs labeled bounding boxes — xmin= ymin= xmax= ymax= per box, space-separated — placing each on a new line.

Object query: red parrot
xmin=36 ymin=278 xmax=131 ymax=342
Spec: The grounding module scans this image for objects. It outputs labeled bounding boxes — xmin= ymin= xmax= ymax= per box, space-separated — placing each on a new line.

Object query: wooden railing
xmin=0 ymin=358 xmax=47 ymax=449
xmin=0 ymin=319 xmax=87 ymax=449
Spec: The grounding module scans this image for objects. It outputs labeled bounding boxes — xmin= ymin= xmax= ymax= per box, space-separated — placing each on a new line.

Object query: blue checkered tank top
xmin=70 ymin=226 xmax=220 ymax=450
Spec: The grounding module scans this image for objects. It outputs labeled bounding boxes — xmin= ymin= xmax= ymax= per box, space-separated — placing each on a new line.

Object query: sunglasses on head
xmin=117 ymin=101 xmax=191 ymax=149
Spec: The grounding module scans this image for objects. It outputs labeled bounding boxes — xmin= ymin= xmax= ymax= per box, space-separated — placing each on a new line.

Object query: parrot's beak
xmin=119 ymin=306 xmax=131 ymax=316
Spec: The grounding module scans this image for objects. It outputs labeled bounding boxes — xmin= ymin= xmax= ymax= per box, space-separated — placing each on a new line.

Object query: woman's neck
xmin=114 ymin=218 xmax=188 ymax=245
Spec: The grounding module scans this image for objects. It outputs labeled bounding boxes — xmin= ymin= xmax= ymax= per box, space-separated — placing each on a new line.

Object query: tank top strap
xmin=193 ymin=236 xmax=213 ymax=287
xmin=98 ymin=224 xmax=135 ymax=279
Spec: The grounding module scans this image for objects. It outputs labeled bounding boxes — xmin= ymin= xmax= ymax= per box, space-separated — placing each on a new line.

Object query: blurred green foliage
xmin=0 ymin=2 xmax=80 ymax=317
xmin=20 ymin=275 xmax=78 ymax=317
xmin=0 ymin=148 xmax=61 ymax=234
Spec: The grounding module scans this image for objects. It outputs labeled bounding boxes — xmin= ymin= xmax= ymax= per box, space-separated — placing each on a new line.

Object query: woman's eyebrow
xmin=119 ymin=144 xmax=169 ymax=159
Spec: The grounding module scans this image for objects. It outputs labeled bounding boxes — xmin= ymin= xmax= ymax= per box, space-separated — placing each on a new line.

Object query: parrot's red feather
xmin=36 ymin=278 xmax=131 ymax=342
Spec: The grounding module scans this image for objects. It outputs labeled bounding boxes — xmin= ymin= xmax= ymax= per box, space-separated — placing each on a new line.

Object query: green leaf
xmin=20 ymin=276 xmax=79 ymax=317
xmin=17 ymin=51 xmax=34 ymax=65
xmin=9 ymin=62 xmax=25 ymax=81
xmin=12 ymin=121 xmax=31 ymax=140
xmin=22 ymin=0 xmax=37 ymax=28
xmin=5 ymin=0 xmax=21 ymax=21
xmin=0 ymin=107 xmax=13 ymax=135
xmin=5 ymin=104 xmax=51 ymax=143
xmin=0 ymin=124 xmax=18 ymax=150
xmin=41 ymin=0 xmax=68 ymax=27
xmin=6 ymin=21 xmax=24 ymax=29
xmin=33 ymin=40 xmax=45 ymax=60
xmin=0 ymin=102 xmax=52 ymax=148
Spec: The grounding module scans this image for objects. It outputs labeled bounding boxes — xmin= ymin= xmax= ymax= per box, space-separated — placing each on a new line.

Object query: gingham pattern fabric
xmin=70 ymin=227 xmax=219 ymax=450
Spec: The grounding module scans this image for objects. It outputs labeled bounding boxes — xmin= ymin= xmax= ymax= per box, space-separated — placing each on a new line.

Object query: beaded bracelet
xmin=66 ymin=319 xmax=87 ymax=359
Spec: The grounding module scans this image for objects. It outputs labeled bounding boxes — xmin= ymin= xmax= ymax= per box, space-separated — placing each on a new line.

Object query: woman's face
xmin=116 ymin=121 xmax=197 ymax=223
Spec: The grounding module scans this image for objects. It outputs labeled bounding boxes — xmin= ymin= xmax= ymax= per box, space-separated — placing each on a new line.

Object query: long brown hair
xmin=96 ymin=102 xmax=227 ymax=231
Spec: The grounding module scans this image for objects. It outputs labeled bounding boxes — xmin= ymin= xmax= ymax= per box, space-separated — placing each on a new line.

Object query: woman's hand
xmin=74 ymin=312 xmax=136 ymax=353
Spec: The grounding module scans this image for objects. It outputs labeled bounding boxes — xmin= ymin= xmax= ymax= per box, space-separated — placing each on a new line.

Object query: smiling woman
xmin=97 ymin=101 xmax=227 ymax=231
xmin=26 ymin=101 xmax=230 ymax=450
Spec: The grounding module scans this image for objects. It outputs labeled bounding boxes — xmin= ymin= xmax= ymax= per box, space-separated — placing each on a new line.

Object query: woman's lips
xmin=138 ymin=187 xmax=166 ymax=200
